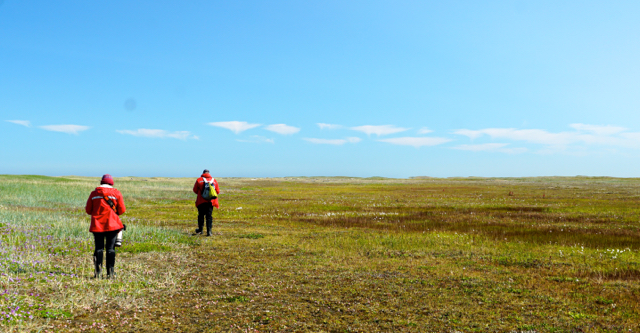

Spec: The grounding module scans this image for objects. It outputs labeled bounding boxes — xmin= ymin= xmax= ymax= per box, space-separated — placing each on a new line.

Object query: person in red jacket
xmin=85 ymin=174 xmax=126 ymax=278
xmin=192 ymin=169 xmax=219 ymax=236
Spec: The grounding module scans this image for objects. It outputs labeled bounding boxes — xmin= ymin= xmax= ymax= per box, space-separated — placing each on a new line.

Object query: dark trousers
xmin=197 ymin=202 xmax=213 ymax=232
xmin=93 ymin=230 xmax=119 ymax=270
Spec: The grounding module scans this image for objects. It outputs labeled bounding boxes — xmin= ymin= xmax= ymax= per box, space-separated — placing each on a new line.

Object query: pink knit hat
xmin=101 ymin=174 xmax=114 ymax=185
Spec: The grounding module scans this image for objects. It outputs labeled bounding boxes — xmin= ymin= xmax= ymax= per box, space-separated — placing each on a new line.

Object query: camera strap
xmin=104 ymin=195 xmax=118 ymax=214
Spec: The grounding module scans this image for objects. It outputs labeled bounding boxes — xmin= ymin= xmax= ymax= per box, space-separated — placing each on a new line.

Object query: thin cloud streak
xmin=6 ymin=120 xmax=31 ymax=127
xmin=570 ymin=123 xmax=627 ymax=136
xmin=418 ymin=127 xmax=432 ymax=134
xmin=117 ymin=129 xmax=195 ymax=140
xmin=237 ymin=135 xmax=274 ymax=144
xmin=208 ymin=121 xmax=261 ymax=134
xmin=453 ymin=124 xmax=640 ymax=152
xmin=378 ymin=137 xmax=450 ymax=148
xmin=453 ymin=129 xmax=484 ymax=140
xmin=304 ymin=137 xmax=361 ymax=145
xmin=351 ymin=125 xmax=409 ymax=136
xmin=265 ymin=124 xmax=300 ymax=135
xmin=40 ymin=124 xmax=90 ymax=135
xmin=304 ymin=138 xmax=347 ymax=145
xmin=317 ymin=123 xmax=343 ymax=130
xmin=453 ymin=127 xmax=625 ymax=146
xmin=453 ymin=143 xmax=508 ymax=151
xmin=453 ymin=143 xmax=527 ymax=154
xmin=621 ymin=132 xmax=640 ymax=141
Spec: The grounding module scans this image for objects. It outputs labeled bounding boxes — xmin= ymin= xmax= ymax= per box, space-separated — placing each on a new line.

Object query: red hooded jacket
xmin=85 ymin=185 xmax=126 ymax=233
xmin=193 ymin=173 xmax=220 ymax=208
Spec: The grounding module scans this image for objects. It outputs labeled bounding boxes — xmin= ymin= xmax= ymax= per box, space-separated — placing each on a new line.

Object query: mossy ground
xmin=1 ymin=175 xmax=639 ymax=332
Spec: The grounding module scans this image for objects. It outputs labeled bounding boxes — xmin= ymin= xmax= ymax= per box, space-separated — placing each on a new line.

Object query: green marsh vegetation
xmin=1 ymin=175 xmax=639 ymax=331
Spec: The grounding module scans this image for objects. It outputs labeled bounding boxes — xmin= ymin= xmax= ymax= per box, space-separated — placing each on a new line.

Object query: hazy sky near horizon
xmin=2 ymin=1 xmax=640 ymax=178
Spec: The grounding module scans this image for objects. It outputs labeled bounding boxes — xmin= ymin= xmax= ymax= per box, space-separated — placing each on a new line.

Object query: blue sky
xmin=2 ymin=1 xmax=640 ymax=178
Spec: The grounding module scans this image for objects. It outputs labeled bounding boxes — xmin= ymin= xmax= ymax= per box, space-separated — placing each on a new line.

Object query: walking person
xmin=193 ymin=169 xmax=220 ymax=236
xmin=85 ymin=174 xmax=126 ymax=278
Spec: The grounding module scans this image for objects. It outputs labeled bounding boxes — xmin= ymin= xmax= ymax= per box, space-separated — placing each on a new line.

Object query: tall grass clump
xmin=0 ymin=176 xmax=198 ymax=330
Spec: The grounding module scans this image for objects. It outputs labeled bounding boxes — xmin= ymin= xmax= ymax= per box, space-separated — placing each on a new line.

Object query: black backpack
xmin=202 ymin=177 xmax=218 ymax=200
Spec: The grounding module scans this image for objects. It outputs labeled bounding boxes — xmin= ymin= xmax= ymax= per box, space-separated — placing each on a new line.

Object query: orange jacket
xmin=193 ymin=173 xmax=220 ymax=208
xmin=85 ymin=185 xmax=126 ymax=233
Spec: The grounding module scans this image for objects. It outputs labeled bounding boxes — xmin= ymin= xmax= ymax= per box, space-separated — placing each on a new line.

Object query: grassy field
xmin=1 ymin=175 xmax=639 ymax=332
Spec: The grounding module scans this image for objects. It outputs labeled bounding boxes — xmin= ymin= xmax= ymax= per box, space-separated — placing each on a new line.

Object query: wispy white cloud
xmin=618 ymin=132 xmax=640 ymax=149
xmin=6 ymin=120 xmax=31 ymax=127
xmin=265 ymin=124 xmax=300 ymax=135
xmin=453 ymin=143 xmax=527 ymax=154
xmin=167 ymin=132 xmax=193 ymax=140
xmin=117 ymin=129 xmax=195 ymax=140
xmin=569 ymin=123 xmax=627 ymax=136
xmin=378 ymin=137 xmax=450 ymax=148
xmin=621 ymin=132 xmax=640 ymax=141
xmin=453 ymin=129 xmax=485 ymax=140
xmin=453 ymin=124 xmax=640 ymax=152
xmin=207 ymin=121 xmax=261 ymax=134
xmin=453 ymin=128 xmax=618 ymax=146
xmin=417 ymin=127 xmax=432 ymax=134
xmin=317 ymin=123 xmax=343 ymax=130
xmin=351 ymin=125 xmax=409 ymax=136
xmin=453 ymin=143 xmax=508 ymax=151
xmin=237 ymin=135 xmax=274 ymax=144
xmin=304 ymin=137 xmax=361 ymax=145
xmin=456 ymin=128 xmax=551 ymax=142
xmin=40 ymin=124 xmax=90 ymax=135
xmin=304 ymin=138 xmax=348 ymax=145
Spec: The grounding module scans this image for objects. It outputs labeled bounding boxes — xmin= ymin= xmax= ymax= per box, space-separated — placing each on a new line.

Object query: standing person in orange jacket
xmin=192 ymin=169 xmax=219 ymax=236
xmin=85 ymin=174 xmax=126 ymax=278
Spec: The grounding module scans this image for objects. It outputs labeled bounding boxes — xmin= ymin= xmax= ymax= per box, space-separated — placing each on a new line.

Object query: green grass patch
xmin=37 ymin=309 xmax=73 ymax=319
xmin=120 ymin=242 xmax=172 ymax=253
xmin=594 ymin=296 xmax=614 ymax=305
xmin=238 ymin=233 xmax=265 ymax=239
xmin=222 ymin=295 xmax=249 ymax=303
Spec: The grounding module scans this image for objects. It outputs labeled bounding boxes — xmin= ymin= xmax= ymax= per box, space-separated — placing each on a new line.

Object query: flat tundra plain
xmin=1 ymin=175 xmax=639 ymax=332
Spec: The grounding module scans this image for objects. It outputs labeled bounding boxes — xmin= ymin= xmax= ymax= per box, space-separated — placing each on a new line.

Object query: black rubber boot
xmin=195 ymin=214 xmax=205 ymax=235
xmin=206 ymin=219 xmax=212 ymax=236
xmin=93 ymin=251 xmax=103 ymax=279
xmin=106 ymin=250 xmax=116 ymax=279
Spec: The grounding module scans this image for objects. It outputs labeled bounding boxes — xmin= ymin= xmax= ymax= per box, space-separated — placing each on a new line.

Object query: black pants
xmin=93 ymin=230 xmax=119 ymax=270
xmin=197 ymin=202 xmax=213 ymax=232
